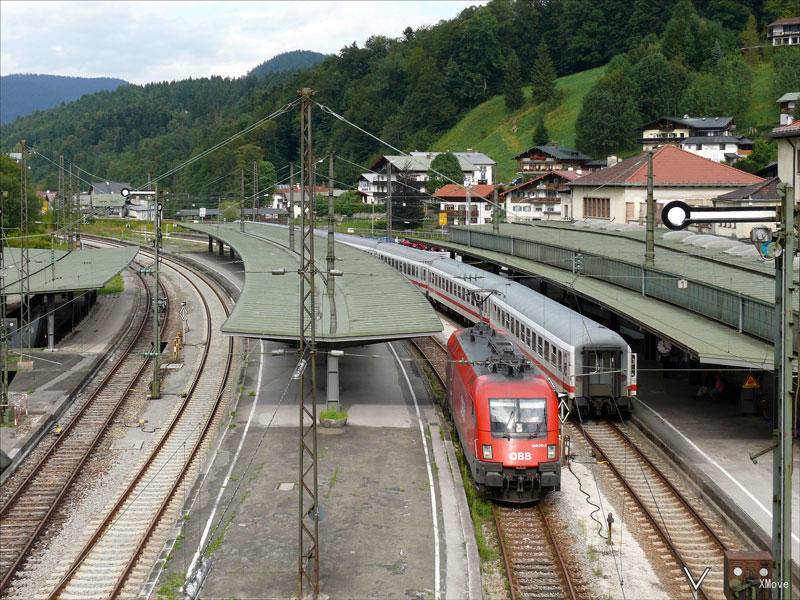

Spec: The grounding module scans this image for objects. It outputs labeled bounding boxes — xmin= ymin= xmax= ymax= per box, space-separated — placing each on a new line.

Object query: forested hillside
xmin=1 ymin=0 xmax=797 ymax=198
xmin=0 ymin=74 xmax=128 ymax=124
xmin=248 ymin=50 xmax=328 ymax=77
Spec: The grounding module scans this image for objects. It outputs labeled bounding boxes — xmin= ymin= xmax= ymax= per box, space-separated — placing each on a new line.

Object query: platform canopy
xmin=422 ymin=237 xmax=773 ymax=369
xmin=182 ymin=222 xmax=442 ymax=344
xmin=1 ymin=246 xmax=138 ymax=296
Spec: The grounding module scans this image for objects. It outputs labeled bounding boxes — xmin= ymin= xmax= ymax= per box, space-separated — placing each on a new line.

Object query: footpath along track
xmin=409 ymin=334 xmax=579 ymax=600
xmin=40 ymin=242 xmax=235 ymax=599
xmin=0 ymin=268 xmax=162 ymax=592
xmin=573 ymin=420 xmax=734 ymax=600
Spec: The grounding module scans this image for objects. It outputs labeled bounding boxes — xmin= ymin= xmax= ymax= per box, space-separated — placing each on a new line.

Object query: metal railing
xmin=448 ymin=227 xmax=780 ymax=342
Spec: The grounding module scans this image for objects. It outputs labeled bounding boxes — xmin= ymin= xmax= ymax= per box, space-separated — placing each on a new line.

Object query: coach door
xmin=583 ymin=349 xmax=620 ymax=398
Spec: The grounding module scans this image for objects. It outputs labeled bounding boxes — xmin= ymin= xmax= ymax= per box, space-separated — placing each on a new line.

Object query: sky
xmin=0 ymin=1 xmax=481 ymax=84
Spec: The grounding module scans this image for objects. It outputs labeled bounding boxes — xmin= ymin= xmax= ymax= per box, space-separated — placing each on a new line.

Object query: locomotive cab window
xmin=489 ymin=398 xmax=547 ymax=438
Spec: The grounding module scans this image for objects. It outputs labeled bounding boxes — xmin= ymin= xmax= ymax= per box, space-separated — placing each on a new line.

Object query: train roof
xmin=359 ymin=239 xmax=626 ymax=350
xmin=454 ymin=325 xmax=542 ymax=380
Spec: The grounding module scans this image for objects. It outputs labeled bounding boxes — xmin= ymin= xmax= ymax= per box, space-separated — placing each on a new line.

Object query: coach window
xmin=544 ymin=341 xmax=551 ymax=363
xmin=537 ymin=335 xmax=543 ymax=356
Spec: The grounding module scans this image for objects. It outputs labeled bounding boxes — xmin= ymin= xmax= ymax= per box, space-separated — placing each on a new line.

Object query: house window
xmin=719 ymin=143 xmax=725 ymax=150
xmin=583 ymin=197 xmax=611 ymax=219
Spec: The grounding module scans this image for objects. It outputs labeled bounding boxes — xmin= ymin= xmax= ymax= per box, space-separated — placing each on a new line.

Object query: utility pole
xmin=385 ymin=162 xmax=392 ymax=240
xmin=19 ymin=140 xmax=31 ymax=351
xmin=289 ymin=163 xmax=296 ymax=252
xmin=645 ymin=150 xmax=655 ymax=267
xmin=492 ymin=187 xmax=501 ymax=235
xmin=466 ymin=184 xmax=472 ymax=245
xmin=252 ymin=160 xmax=259 ymax=222
xmin=327 ymin=152 xmax=335 ymax=300
xmin=1 ymin=189 xmax=10 ymax=426
xmin=297 ymin=87 xmax=320 ymax=600
xmin=66 ymin=164 xmax=73 ymax=250
xmin=151 ymin=184 xmax=162 ymax=399
xmin=240 ymin=167 xmax=245 ymax=232
xmin=57 ymin=154 xmax=64 ymax=234
xmin=73 ymin=165 xmax=81 ymax=249
xmin=772 ymin=182 xmax=796 ymax=600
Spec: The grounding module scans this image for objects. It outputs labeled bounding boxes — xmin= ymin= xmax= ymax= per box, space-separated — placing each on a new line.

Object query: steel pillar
xmin=289 ymin=163 xmax=296 ymax=252
xmin=327 ymin=152 xmax=335 ymax=300
xmin=645 ymin=150 xmax=655 ymax=267
xmin=298 ymin=87 xmax=320 ymax=599
xmin=772 ymin=183 xmax=796 ymax=600
xmin=47 ymin=294 xmax=55 ymax=351
xmin=151 ymin=185 xmax=162 ymax=399
xmin=326 ymin=354 xmax=339 ymax=407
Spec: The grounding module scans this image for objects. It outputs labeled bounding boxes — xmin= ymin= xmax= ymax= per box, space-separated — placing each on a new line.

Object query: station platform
xmin=0 ymin=268 xmax=140 ymax=479
xmin=630 ymin=367 xmax=799 ymax=579
xmin=180 ymin=222 xmax=442 ymax=345
xmin=157 ymin=249 xmax=481 ymax=600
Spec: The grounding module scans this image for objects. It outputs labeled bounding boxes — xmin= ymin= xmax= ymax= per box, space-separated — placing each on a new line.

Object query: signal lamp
xmin=482 ymin=444 xmax=493 ymax=460
xmin=548 ymin=444 xmax=557 ymax=460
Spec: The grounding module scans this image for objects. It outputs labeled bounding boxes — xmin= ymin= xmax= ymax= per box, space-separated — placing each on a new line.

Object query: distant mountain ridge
xmin=1 ymin=73 xmax=128 ymax=124
xmin=248 ymin=50 xmax=327 ymax=78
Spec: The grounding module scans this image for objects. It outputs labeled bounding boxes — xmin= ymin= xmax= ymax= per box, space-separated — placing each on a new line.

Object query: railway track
xmin=410 ymin=333 xmax=581 ymax=600
xmin=573 ymin=420 xmax=733 ymax=600
xmin=494 ymin=503 xmax=578 ymax=600
xmin=0 ymin=268 xmax=161 ymax=591
xmin=42 ymin=246 xmax=234 ymax=599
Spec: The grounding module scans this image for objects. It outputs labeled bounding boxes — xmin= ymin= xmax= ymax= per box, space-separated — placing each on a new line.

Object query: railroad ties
xmin=494 ymin=504 xmax=579 ymax=600
xmin=575 ymin=421 xmax=736 ymax=600
xmin=0 ymin=270 xmax=154 ymax=591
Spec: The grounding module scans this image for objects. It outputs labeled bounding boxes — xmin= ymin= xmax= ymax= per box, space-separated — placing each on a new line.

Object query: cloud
xmin=0 ymin=1 xmax=481 ymax=84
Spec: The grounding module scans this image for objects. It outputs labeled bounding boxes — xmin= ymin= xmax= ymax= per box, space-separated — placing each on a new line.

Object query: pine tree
xmin=503 ymin=50 xmax=524 ymax=111
xmin=531 ymin=41 xmax=557 ymax=104
xmin=532 ymin=115 xmax=549 ymax=146
xmin=740 ymin=15 xmax=760 ymax=64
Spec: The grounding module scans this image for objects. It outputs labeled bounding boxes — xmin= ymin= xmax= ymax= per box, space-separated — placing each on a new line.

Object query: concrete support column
xmin=326 ymin=354 xmax=340 ymax=408
xmin=229 ymin=245 xmax=235 ymax=258
xmin=46 ymin=293 xmax=55 ymax=351
xmin=217 ymin=240 xmax=224 ymax=256
xmin=208 ymin=236 xmax=213 ymax=253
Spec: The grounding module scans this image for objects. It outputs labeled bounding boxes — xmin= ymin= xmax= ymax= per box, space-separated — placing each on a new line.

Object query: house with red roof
xmin=433 ymin=183 xmax=496 ymax=226
xmin=501 ymin=171 xmax=579 ymax=222
xmin=564 ymin=145 xmax=763 ymax=228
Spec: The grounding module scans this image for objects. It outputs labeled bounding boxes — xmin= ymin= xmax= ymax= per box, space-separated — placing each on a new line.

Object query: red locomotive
xmin=446 ymin=323 xmax=561 ymax=503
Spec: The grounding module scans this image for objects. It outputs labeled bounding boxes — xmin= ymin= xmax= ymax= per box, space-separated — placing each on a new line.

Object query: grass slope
xmin=436 ymin=61 xmax=777 ymax=183
xmin=435 ymin=66 xmax=606 ymax=182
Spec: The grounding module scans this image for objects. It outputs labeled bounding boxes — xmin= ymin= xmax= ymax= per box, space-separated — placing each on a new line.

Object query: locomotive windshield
xmin=489 ymin=398 xmax=546 ymax=438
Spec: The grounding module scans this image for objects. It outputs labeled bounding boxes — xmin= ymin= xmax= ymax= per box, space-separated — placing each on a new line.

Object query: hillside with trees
xmin=1 ymin=0 xmax=797 ymax=200
xmin=0 ymin=74 xmax=128 ymax=124
xmin=248 ymin=50 xmax=328 ymax=77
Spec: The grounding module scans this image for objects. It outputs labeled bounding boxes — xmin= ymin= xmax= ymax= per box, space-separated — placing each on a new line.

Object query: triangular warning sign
xmin=742 ymin=374 xmax=760 ymax=389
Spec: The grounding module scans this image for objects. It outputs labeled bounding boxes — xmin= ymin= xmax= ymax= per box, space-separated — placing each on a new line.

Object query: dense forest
xmin=1 ymin=0 xmax=798 ymax=201
xmin=0 ymin=74 xmax=128 ymax=124
xmin=248 ymin=50 xmax=328 ymax=77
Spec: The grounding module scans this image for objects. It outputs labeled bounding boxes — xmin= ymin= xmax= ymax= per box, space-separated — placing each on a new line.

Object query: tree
xmin=0 ymin=154 xmax=40 ymax=230
xmin=458 ymin=11 xmax=505 ymax=100
xmin=503 ymin=50 xmax=524 ymax=111
xmin=531 ymin=41 xmax=557 ymax=104
xmin=735 ymin=137 xmax=776 ymax=173
xmin=575 ymin=70 xmax=641 ymax=157
xmin=532 ymin=115 xmax=550 ymax=146
xmin=259 ymin=159 xmax=277 ymax=196
xmin=628 ymin=50 xmax=688 ymax=121
xmin=219 ymin=200 xmax=240 ymax=222
xmin=772 ymin=47 xmax=800 ymax=99
xmin=393 ymin=170 xmax=425 ymax=229
xmin=427 ymin=152 xmax=463 ymax=193
xmin=739 ymin=14 xmax=759 ymax=55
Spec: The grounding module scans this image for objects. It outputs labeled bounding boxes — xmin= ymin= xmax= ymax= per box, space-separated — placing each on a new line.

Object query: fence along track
xmin=0 ymin=269 xmax=161 ymax=592
xmin=46 ymin=249 xmax=233 ymax=599
xmin=574 ymin=420 xmax=731 ymax=600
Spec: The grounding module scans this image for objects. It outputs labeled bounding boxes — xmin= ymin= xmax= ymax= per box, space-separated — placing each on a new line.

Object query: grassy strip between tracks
xmin=421 ymin=365 xmax=500 ymax=565
xmin=98 ymin=273 xmax=124 ymax=295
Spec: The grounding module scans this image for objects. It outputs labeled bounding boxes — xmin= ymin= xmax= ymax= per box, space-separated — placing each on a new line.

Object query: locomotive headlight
xmin=547 ymin=444 xmax=557 ymax=460
xmin=482 ymin=444 xmax=493 ymax=460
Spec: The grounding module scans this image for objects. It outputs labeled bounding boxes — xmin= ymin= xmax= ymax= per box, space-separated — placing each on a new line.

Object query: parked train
xmin=447 ymin=322 xmax=561 ymax=502
xmin=336 ymin=234 xmax=637 ymax=418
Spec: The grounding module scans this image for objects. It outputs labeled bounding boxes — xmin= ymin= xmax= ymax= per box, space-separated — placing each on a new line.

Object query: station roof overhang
xmin=182 ymin=222 xmax=442 ymax=345
xmin=1 ymin=246 xmax=138 ymax=296
xmin=416 ymin=238 xmax=774 ymax=370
